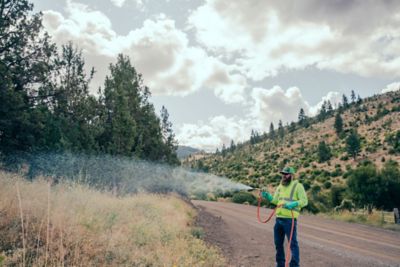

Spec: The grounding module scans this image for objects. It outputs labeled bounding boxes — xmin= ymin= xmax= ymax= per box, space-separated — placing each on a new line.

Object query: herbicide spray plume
xmin=3 ymin=152 xmax=251 ymax=197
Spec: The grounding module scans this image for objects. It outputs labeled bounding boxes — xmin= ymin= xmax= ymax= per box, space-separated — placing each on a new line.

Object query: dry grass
xmin=0 ymin=171 xmax=225 ymax=266
xmin=321 ymin=210 xmax=400 ymax=232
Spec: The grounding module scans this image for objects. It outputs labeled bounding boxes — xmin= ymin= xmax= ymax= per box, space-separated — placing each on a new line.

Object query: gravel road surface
xmin=193 ymin=201 xmax=400 ymax=267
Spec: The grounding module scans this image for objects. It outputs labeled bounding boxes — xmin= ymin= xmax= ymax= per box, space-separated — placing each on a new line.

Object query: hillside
xmin=184 ymin=91 xmax=400 ymax=212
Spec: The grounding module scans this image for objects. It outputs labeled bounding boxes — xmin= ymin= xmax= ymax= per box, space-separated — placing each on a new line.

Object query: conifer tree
xmin=0 ymin=0 xmax=56 ymax=154
xmin=318 ymin=141 xmax=331 ymax=162
xmin=334 ymin=112 xmax=343 ymax=136
xmin=278 ymin=120 xmax=284 ymax=139
xmin=346 ymin=129 xmax=361 ymax=159
xmin=351 ymin=90 xmax=356 ymax=103
xmin=298 ymin=108 xmax=309 ymax=127
xmin=342 ymin=94 xmax=349 ymax=108
xmin=161 ymin=106 xmax=179 ymax=164
xmin=269 ymin=123 xmax=275 ymax=139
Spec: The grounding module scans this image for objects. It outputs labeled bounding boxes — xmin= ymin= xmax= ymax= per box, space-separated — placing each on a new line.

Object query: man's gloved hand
xmin=261 ymin=188 xmax=273 ymax=201
xmin=283 ymin=201 xmax=299 ymax=210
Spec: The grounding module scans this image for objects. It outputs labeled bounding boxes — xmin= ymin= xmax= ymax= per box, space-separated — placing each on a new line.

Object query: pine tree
xmin=0 ymin=0 xmax=56 ymax=154
xmin=269 ymin=123 xmax=275 ymax=139
xmin=357 ymin=94 xmax=362 ymax=104
xmin=298 ymin=108 xmax=309 ymax=127
xmin=351 ymin=90 xmax=356 ymax=103
xmin=327 ymin=100 xmax=333 ymax=115
xmin=278 ymin=120 xmax=284 ymax=139
xmin=346 ymin=129 xmax=361 ymax=159
xmin=318 ymin=141 xmax=331 ymax=162
xmin=100 ymin=54 xmax=172 ymax=162
xmin=221 ymin=143 xmax=227 ymax=157
xmin=50 ymin=42 xmax=97 ymax=151
xmin=334 ymin=113 xmax=343 ymax=136
xmin=229 ymin=139 xmax=236 ymax=152
xmin=160 ymin=106 xmax=179 ymax=164
xmin=342 ymin=94 xmax=349 ymax=108
xmin=318 ymin=101 xmax=327 ymax=121
xmin=288 ymin=121 xmax=296 ymax=133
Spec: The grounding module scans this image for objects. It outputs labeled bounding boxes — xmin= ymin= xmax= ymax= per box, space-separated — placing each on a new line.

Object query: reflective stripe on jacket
xmin=271 ymin=180 xmax=308 ymax=219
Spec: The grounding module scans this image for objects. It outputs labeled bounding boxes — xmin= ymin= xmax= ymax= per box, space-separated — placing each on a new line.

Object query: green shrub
xmin=302 ymin=180 xmax=311 ymax=191
xmin=311 ymin=184 xmax=321 ymax=195
xmin=303 ymin=198 xmax=320 ymax=214
xmin=231 ymin=192 xmax=257 ymax=205
xmin=323 ymin=181 xmax=332 ymax=189
xmin=191 ymin=227 xmax=205 ymax=239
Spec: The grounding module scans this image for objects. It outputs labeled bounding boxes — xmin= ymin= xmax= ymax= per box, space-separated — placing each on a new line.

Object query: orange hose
xmin=257 ymin=193 xmax=295 ymax=267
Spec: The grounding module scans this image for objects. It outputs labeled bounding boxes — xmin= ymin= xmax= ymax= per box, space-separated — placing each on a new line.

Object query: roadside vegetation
xmin=0 ymin=171 xmax=225 ymax=266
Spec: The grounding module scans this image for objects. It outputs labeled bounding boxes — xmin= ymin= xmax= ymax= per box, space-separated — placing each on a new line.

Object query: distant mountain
xmin=177 ymin=146 xmax=202 ymax=159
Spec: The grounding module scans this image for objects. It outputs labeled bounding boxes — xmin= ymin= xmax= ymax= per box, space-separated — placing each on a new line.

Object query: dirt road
xmin=193 ymin=201 xmax=400 ymax=267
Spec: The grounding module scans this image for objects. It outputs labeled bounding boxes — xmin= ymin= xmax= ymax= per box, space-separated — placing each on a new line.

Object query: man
xmin=261 ymin=166 xmax=308 ymax=267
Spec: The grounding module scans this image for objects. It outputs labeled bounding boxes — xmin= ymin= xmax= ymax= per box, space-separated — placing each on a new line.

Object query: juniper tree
xmin=278 ymin=120 xmax=284 ymax=139
xmin=0 ymin=0 xmax=56 ymax=154
xmin=346 ymin=129 xmax=361 ymax=159
xmin=318 ymin=141 xmax=331 ymax=162
xmin=334 ymin=113 xmax=343 ymax=136
xmin=269 ymin=123 xmax=275 ymax=139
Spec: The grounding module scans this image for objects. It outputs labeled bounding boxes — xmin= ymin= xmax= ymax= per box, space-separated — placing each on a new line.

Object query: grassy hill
xmin=184 ymin=91 xmax=400 ymax=213
xmin=0 ymin=171 xmax=225 ymax=266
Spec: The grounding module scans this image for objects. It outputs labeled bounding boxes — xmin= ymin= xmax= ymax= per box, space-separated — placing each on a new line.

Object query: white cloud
xmin=381 ymin=82 xmax=400 ymax=93
xmin=42 ymin=2 xmax=247 ymax=103
xmin=177 ymin=85 xmax=339 ymax=151
xmin=250 ymin=86 xmax=310 ymax=128
xmin=110 ymin=0 xmax=126 ymax=8
xmin=176 ymin=115 xmax=251 ymax=152
xmin=109 ymin=0 xmax=144 ymax=9
xmin=188 ymin=0 xmax=400 ymax=80
xmin=309 ymin=91 xmax=341 ymax=116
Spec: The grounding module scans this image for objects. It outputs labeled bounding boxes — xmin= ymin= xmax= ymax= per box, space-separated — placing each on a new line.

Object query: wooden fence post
xmin=394 ymin=208 xmax=399 ymax=224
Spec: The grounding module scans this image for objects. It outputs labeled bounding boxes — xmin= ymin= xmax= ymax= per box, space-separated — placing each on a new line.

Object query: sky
xmin=32 ymin=0 xmax=400 ymax=152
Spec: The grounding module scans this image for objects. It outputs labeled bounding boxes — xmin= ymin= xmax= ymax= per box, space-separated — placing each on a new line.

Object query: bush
xmin=330 ymin=185 xmax=346 ymax=207
xmin=334 ymin=199 xmax=355 ymax=212
xmin=311 ymin=184 xmax=321 ymax=195
xmin=323 ymin=181 xmax=332 ymax=189
xmin=303 ymin=198 xmax=320 ymax=214
xmin=231 ymin=192 xmax=257 ymax=205
xmin=302 ymin=180 xmax=311 ymax=191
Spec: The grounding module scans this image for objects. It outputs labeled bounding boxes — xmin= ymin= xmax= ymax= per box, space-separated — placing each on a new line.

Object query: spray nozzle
xmin=246 ymin=187 xmax=257 ymax=192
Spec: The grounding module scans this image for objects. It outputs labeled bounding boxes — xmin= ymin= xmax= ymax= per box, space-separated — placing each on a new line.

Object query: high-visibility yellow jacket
xmin=271 ymin=180 xmax=308 ymax=219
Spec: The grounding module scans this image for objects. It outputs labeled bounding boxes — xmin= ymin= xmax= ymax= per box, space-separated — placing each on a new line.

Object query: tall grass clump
xmin=0 ymin=171 xmax=225 ymax=266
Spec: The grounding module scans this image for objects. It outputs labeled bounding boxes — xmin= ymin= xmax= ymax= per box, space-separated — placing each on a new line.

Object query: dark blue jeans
xmin=274 ymin=218 xmax=299 ymax=267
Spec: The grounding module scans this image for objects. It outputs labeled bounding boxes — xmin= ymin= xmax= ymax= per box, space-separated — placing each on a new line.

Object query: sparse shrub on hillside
xmin=385 ymin=130 xmax=400 ymax=154
xmin=311 ymin=184 xmax=321 ymax=195
xmin=323 ymin=181 xmax=332 ymax=189
xmin=303 ymin=161 xmax=310 ymax=168
xmin=330 ymin=168 xmax=342 ymax=177
xmin=302 ymin=180 xmax=311 ymax=191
